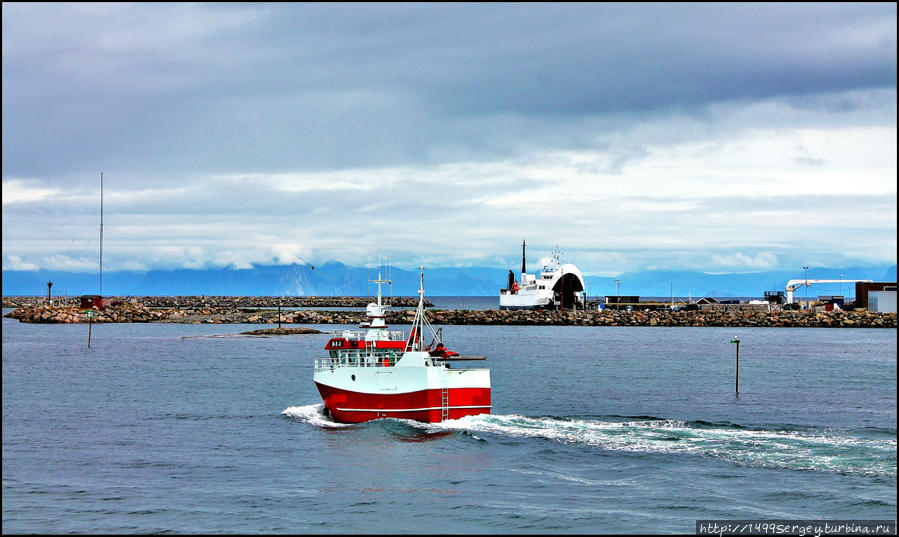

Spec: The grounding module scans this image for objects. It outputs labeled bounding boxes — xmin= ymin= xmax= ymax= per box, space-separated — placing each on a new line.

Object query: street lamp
xmin=802 ymin=265 xmax=810 ymax=308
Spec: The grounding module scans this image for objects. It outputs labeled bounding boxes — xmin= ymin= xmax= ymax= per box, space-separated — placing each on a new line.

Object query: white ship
xmin=313 ymin=267 xmax=491 ymax=423
xmin=499 ymin=240 xmax=586 ymax=311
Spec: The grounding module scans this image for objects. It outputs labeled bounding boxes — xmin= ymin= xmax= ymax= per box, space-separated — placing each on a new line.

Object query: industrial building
xmin=856 ymin=282 xmax=897 ymax=313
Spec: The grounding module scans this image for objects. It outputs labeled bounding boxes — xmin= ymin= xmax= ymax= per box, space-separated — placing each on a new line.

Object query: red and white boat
xmin=313 ymin=267 xmax=491 ymax=423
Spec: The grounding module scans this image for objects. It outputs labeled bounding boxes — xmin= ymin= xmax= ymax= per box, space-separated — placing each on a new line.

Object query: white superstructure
xmin=499 ymin=240 xmax=586 ymax=311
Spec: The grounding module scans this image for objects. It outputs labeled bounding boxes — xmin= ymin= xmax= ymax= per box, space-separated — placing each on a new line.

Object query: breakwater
xmin=4 ymin=301 xmax=895 ymax=328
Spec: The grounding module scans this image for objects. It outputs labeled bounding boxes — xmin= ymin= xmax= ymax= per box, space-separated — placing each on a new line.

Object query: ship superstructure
xmin=499 ymin=240 xmax=586 ymax=311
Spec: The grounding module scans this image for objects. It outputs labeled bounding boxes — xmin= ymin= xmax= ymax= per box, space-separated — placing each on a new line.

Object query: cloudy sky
xmin=2 ymin=3 xmax=896 ymax=276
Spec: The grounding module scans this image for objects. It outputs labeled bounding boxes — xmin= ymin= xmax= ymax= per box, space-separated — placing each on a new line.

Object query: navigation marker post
xmin=87 ymin=308 xmax=94 ymax=348
xmin=730 ymin=336 xmax=740 ymax=396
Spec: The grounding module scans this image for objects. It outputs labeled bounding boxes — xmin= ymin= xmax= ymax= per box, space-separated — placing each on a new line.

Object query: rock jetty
xmin=239 ymin=327 xmax=323 ymax=336
xmin=4 ymin=301 xmax=170 ymax=324
xmin=4 ymin=301 xmax=895 ymax=328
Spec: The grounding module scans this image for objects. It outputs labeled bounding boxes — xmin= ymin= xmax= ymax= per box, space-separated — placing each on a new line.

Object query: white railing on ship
xmin=314 ymin=353 xmax=401 ymax=372
xmin=333 ymin=329 xmax=405 ymax=341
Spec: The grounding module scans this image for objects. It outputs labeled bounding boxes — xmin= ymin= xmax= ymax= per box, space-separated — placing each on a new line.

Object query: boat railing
xmin=314 ymin=350 xmax=403 ymax=372
xmin=332 ymin=329 xmax=406 ymax=341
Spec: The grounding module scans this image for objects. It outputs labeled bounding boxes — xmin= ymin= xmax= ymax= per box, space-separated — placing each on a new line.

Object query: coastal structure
xmin=784 ymin=278 xmax=872 ymax=304
xmin=499 ymin=240 xmax=585 ymax=310
xmin=855 ymin=282 xmax=898 ymax=313
xmin=313 ymin=268 xmax=491 ymax=423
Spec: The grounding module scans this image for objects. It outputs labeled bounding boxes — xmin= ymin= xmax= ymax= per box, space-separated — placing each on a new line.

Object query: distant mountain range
xmin=2 ymin=262 xmax=895 ymax=299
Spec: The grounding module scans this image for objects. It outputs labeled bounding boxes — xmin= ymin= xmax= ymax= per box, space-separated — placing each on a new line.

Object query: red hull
xmin=315 ymin=382 xmax=491 ymax=423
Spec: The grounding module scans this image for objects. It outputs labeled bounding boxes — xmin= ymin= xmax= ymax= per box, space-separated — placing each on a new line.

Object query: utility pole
xmin=802 ymin=266 xmax=809 ymax=310
xmin=100 ymin=172 xmax=103 ymax=297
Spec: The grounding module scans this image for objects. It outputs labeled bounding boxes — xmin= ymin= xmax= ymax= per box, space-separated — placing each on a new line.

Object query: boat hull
xmin=315 ymin=382 xmax=491 ymax=423
xmin=498 ymin=303 xmax=552 ymax=311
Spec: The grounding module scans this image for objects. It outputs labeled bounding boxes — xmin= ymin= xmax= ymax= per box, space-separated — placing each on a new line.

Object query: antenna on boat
xmin=406 ymin=265 xmax=442 ymax=352
xmin=368 ymin=258 xmax=391 ymax=310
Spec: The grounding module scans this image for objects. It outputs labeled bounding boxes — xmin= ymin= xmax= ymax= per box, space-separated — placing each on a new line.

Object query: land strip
xmin=3 ymin=299 xmax=895 ymax=328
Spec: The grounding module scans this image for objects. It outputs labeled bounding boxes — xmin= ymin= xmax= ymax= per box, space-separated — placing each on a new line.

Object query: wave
xmin=280 ymin=406 xmax=896 ymax=477
xmin=281 ymin=404 xmax=355 ymax=428
xmin=421 ymin=414 xmax=897 ymax=477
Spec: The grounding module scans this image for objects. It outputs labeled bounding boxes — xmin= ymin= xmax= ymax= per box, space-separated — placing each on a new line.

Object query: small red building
xmin=80 ymin=295 xmax=105 ymax=310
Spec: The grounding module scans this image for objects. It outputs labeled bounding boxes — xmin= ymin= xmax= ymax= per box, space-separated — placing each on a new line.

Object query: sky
xmin=2 ymin=2 xmax=896 ymax=277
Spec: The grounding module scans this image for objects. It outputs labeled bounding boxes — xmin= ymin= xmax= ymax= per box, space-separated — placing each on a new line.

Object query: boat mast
xmin=369 ymin=260 xmax=391 ymax=309
xmin=407 ymin=265 xmax=438 ymax=352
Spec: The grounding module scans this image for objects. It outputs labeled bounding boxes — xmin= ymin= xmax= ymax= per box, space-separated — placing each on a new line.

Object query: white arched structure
xmin=499 ymin=245 xmax=586 ymax=310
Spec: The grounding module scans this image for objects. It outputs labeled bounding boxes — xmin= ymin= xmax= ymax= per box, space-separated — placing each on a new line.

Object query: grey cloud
xmin=3 ymin=3 xmax=896 ymax=179
xmin=3 ymin=3 xmax=895 ymax=274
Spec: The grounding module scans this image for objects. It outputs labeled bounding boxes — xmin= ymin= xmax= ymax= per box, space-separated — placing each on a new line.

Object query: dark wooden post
xmin=87 ymin=308 xmax=94 ymax=348
xmin=730 ymin=336 xmax=740 ymax=396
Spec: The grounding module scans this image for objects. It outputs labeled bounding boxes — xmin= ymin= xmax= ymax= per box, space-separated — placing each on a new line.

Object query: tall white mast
xmin=368 ymin=261 xmax=391 ymax=313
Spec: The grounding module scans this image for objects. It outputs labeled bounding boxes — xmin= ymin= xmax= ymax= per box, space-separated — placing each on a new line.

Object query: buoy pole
xmin=87 ymin=309 xmax=94 ymax=348
xmin=730 ymin=336 xmax=740 ymax=396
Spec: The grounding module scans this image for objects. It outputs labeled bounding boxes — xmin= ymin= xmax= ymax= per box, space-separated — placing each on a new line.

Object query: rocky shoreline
xmin=3 ymin=299 xmax=895 ymax=328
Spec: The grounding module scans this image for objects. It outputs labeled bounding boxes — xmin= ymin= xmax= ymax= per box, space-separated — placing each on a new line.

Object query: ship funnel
xmin=521 ymin=238 xmax=526 ymax=276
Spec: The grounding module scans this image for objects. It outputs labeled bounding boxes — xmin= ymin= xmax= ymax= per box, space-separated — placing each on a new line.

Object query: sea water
xmin=2 ymin=309 xmax=895 ymax=533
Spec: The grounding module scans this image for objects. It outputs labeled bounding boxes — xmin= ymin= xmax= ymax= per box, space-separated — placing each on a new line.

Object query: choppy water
xmin=2 ymin=309 xmax=895 ymax=533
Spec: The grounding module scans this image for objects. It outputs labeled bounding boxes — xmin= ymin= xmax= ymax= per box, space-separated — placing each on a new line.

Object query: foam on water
xmin=414 ymin=413 xmax=897 ymax=477
xmin=281 ymin=404 xmax=355 ymax=428
xmin=282 ymin=406 xmax=895 ymax=477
